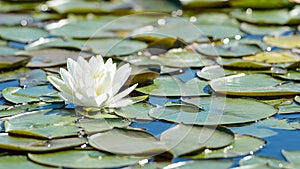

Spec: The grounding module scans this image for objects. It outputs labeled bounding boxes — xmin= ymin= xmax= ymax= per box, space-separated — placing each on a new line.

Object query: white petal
xmin=110 ymin=83 xmax=138 ymax=103
xmin=112 ymin=64 xmax=131 ymax=95
xmin=60 ymin=68 xmax=74 ymax=91
xmin=107 ymin=98 xmax=134 ymax=108
xmin=47 ymin=76 xmax=72 ymax=94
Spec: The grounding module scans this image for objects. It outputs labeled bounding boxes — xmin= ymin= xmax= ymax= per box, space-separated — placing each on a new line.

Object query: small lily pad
xmin=216 ymin=58 xmax=272 ymax=69
xmin=0 ymin=13 xmax=32 ymax=26
xmin=243 ymin=51 xmax=300 ymax=64
xmin=29 ymin=150 xmax=146 ymax=168
xmin=136 ymin=76 xmax=209 ymax=96
xmin=187 ymin=135 xmax=265 ymax=159
xmin=196 ymin=24 xmax=245 ymax=40
xmin=277 ymin=71 xmax=300 ymax=81
xmin=160 ymin=124 xmax=235 ymax=157
xmin=0 ymin=68 xmax=31 ymax=82
xmin=263 ymin=35 xmax=300 ymax=49
xmin=0 ymin=155 xmax=57 ymax=169
xmin=5 ymin=109 xmax=78 ymax=139
xmin=89 ymin=128 xmax=168 ymax=156
xmin=180 ymin=0 xmax=229 ymax=8
xmin=0 ymin=46 xmax=22 ymax=56
xmin=2 ymin=85 xmax=61 ymax=104
xmin=114 ymin=103 xmax=154 ymax=120
xmin=149 ymin=96 xmax=277 ymax=125
xmin=0 ymin=133 xmax=86 ymax=152
xmin=0 ymin=26 xmax=49 ymax=43
xmin=240 ymin=23 xmax=292 ymax=36
xmin=239 ymin=155 xmax=294 ymax=168
xmin=19 ymin=69 xmax=48 ymax=87
xmin=0 ymin=55 xmax=30 ymax=69
xmin=210 ymin=73 xmax=300 ymax=96
xmin=230 ymin=0 xmax=294 ymax=9
xmin=282 ymin=149 xmax=300 ymax=164
xmin=193 ymin=12 xmax=239 ymax=26
xmin=197 ymin=42 xmax=261 ymax=58
xmin=19 ymin=48 xmax=93 ymax=67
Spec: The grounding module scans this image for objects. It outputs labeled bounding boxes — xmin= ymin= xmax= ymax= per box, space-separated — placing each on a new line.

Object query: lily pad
xmin=180 ymin=0 xmax=229 ymax=8
xmin=230 ymin=0 xmax=294 ymax=9
xmin=0 ymin=55 xmax=30 ymax=69
xmin=2 ymin=85 xmax=61 ymax=104
xmin=28 ymin=150 xmax=146 ymax=168
xmin=278 ymin=101 xmax=300 ymax=114
xmin=193 ymin=12 xmax=239 ymax=26
xmin=0 ymin=133 xmax=86 ymax=152
xmin=240 ymin=22 xmax=292 ymax=36
xmin=282 ymin=149 xmax=300 ymax=164
xmin=243 ymin=51 xmax=300 ymax=64
xmin=89 ymin=128 xmax=168 ymax=156
xmin=149 ymin=96 xmax=276 ymax=125
xmin=0 ymin=26 xmax=49 ymax=43
xmin=114 ymin=103 xmax=154 ymax=120
xmin=187 ymin=135 xmax=265 ymax=159
xmin=263 ymin=35 xmax=300 ymax=49
xmin=0 ymin=13 xmax=32 ymax=26
xmin=0 ymin=67 xmax=31 ymax=82
xmin=196 ymin=24 xmax=245 ymax=40
xmin=76 ymin=118 xmax=131 ymax=134
xmin=163 ymin=160 xmax=233 ymax=169
xmin=216 ymin=58 xmax=272 ymax=69
xmin=160 ymin=124 xmax=234 ymax=157
xmin=239 ymin=155 xmax=294 ymax=168
xmin=135 ymin=76 xmax=209 ymax=96
xmin=0 ymin=46 xmax=22 ymax=56
xmin=19 ymin=69 xmax=48 ymax=87
xmin=277 ymin=71 xmax=300 ymax=81
xmin=0 ymin=1 xmax=40 ymax=12
xmin=5 ymin=109 xmax=78 ymax=139
xmin=210 ymin=73 xmax=300 ymax=96
xmin=196 ymin=42 xmax=261 ymax=58
xmin=0 ymin=155 xmax=57 ymax=169
xmin=18 ymin=48 xmax=93 ymax=67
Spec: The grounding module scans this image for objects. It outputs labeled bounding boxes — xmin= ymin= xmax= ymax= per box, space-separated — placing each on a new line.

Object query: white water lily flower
xmin=47 ymin=55 xmax=138 ymax=108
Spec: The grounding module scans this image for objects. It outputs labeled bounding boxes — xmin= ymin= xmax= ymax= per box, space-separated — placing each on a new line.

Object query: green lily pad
xmin=216 ymin=58 xmax=272 ymax=69
xmin=278 ymin=101 xmax=300 ymax=114
xmin=0 ymin=102 xmax=63 ymax=118
xmin=47 ymin=0 xmax=134 ymax=14
xmin=5 ymin=109 xmax=78 ymax=139
xmin=239 ymin=155 xmax=294 ymax=168
xmin=187 ymin=135 xmax=265 ymax=159
xmin=160 ymin=124 xmax=234 ymax=157
xmin=210 ymin=73 xmax=300 ymax=96
xmin=2 ymin=85 xmax=61 ymax=104
xmin=0 ymin=26 xmax=49 ymax=43
xmin=0 ymin=1 xmax=40 ymax=12
xmin=196 ymin=42 xmax=261 ymax=58
xmin=89 ymin=128 xmax=168 ymax=156
xmin=29 ymin=150 xmax=147 ymax=169
xmin=18 ymin=48 xmax=93 ymax=67
xmin=114 ymin=103 xmax=154 ymax=120
xmin=0 ymin=67 xmax=31 ymax=82
xmin=19 ymin=69 xmax=48 ymax=87
xmin=196 ymin=65 xmax=229 ymax=80
xmin=0 ymin=155 xmax=57 ymax=169
xmin=282 ymin=149 xmax=300 ymax=164
xmin=180 ymin=0 xmax=229 ymax=8
xmin=0 ymin=133 xmax=86 ymax=152
xmin=230 ymin=0 xmax=294 ymax=9
xmin=243 ymin=51 xmax=300 ymax=64
xmin=193 ymin=12 xmax=239 ymax=26
xmin=240 ymin=22 xmax=292 ymax=36
xmin=149 ymin=96 xmax=276 ymax=125
xmin=277 ymin=71 xmax=300 ymax=81
xmin=135 ymin=76 xmax=209 ymax=96
xmin=128 ymin=66 xmax=159 ymax=86
xmin=0 ymin=55 xmax=30 ymax=69
xmin=196 ymin=24 xmax=245 ymax=40
xmin=166 ymin=160 xmax=233 ymax=169
xmin=263 ymin=35 xmax=300 ymax=49
xmin=76 ymin=118 xmax=131 ymax=134
xmin=0 ymin=46 xmax=22 ymax=56
xmin=0 ymin=13 xmax=32 ymax=26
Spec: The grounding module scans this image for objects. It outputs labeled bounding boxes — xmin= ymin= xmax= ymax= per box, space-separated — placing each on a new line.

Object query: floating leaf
xmin=263 ymin=35 xmax=300 ymax=49
xmin=210 ymin=74 xmax=300 ymax=96
xmin=76 ymin=118 xmax=131 ymax=134
xmin=230 ymin=0 xmax=294 ymax=9
xmin=197 ymin=42 xmax=261 ymax=58
xmin=240 ymin=22 xmax=292 ymax=36
xmin=278 ymin=101 xmax=300 ymax=114
xmin=128 ymin=66 xmax=159 ymax=86
xmin=196 ymin=24 xmax=245 ymax=40
xmin=239 ymin=155 xmax=293 ymax=168
xmin=149 ymin=96 xmax=276 ymax=125
xmin=282 ymin=149 xmax=300 ymax=165
xmin=217 ymin=58 xmax=272 ymax=69
xmin=193 ymin=12 xmax=239 ymax=26
xmin=277 ymin=71 xmax=300 ymax=81
xmin=166 ymin=160 xmax=233 ymax=169
xmin=0 ymin=68 xmax=31 ymax=82
xmin=5 ymin=109 xmax=78 ymax=139
xmin=0 ymin=155 xmax=57 ymax=169
xmin=19 ymin=48 xmax=93 ymax=67
xmin=0 ymin=55 xmax=30 ymax=69
xmin=29 ymin=150 xmax=147 ymax=169
xmin=0 ymin=13 xmax=32 ymax=26
xmin=89 ymin=128 xmax=168 ymax=156
xmin=160 ymin=124 xmax=234 ymax=157
xmin=136 ymin=76 xmax=209 ymax=96
xmin=180 ymin=0 xmax=229 ymax=8
xmin=243 ymin=51 xmax=300 ymax=64
xmin=0 ymin=1 xmax=40 ymax=12
xmin=114 ymin=103 xmax=154 ymax=120
xmin=2 ymin=85 xmax=61 ymax=104
xmin=187 ymin=135 xmax=265 ymax=159
xmin=0 ymin=26 xmax=49 ymax=43
xmin=19 ymin=69 xmax=48 ymax=87
xmin=0 ymin=46 xmax=22 ymax=56
xmin=0 ymin=133 xmax=86 ymax=152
